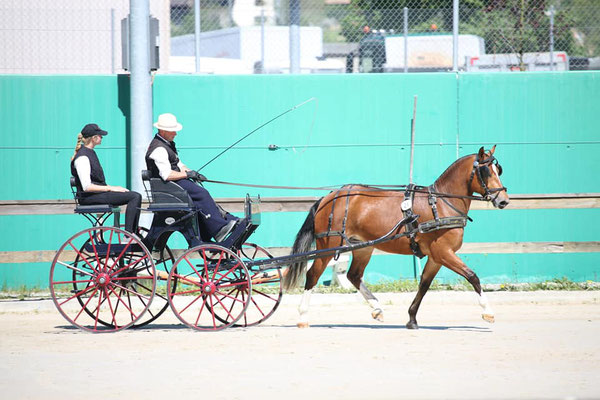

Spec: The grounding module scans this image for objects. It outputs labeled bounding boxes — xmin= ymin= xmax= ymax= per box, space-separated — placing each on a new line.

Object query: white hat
xmin=153 ymin=113 xmax=183 ymax=132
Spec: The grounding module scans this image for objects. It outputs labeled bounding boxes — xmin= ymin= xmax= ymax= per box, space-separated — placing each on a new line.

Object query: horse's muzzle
xmin=495 ymin=198 xmax=509 ymax=209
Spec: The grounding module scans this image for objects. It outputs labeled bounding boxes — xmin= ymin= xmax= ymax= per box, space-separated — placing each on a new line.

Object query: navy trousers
xmin=175 ymin=179 xmax=235 ymax=238
xmin=79 ymin=191 xmax=142 ymax=233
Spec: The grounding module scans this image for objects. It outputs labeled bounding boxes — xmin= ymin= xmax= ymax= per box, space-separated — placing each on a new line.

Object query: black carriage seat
xmin=70 ymin=176 xmax=121 ymax=226
xmin=141 ymin=170 xmax=195 ymax=211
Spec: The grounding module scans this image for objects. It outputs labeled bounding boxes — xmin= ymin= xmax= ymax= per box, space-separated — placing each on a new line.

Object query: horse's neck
xmin=432 ymin=158 xmax=474 ymax=214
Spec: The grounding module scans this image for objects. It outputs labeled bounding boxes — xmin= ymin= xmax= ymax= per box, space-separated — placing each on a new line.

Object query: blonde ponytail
xmin=71 ymin=133 xmax=84 ymax=161
xmin=71 ymin=133 xmax=94 ymax=160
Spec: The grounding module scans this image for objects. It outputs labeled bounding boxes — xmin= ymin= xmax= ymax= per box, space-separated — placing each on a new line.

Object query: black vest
xmin=145 ymin=135 xmax=180 ymax=178
xmin=71 ymin=146 xmax=106 ymax=194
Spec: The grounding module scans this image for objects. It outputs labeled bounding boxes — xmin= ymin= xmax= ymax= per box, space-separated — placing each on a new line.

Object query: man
xmin=145 ymin=113 xmax=238 ymax=242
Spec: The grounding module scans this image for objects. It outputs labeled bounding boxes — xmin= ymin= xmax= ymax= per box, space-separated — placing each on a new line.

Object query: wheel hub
xmin=95 ymin=273 xmax=111 ymax=288
xmin=202 ymin=282 xmax=216 ymax=295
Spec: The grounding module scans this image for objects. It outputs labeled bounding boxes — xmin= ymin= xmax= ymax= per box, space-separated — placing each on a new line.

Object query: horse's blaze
xmin=482 ymin=314 xmax=495 ymax=323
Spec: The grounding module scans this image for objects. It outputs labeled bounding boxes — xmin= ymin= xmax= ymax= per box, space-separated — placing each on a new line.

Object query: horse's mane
xmin=433 ymin=153 xmax=474 ymax=187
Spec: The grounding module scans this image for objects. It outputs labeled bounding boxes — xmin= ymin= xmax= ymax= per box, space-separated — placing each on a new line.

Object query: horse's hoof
xmin=297 ymin=322 xmax=309 ymax=329
xmin=406 ymin=321 xmax=419 ymax=330
xmin=482 ymin=314 xmax=495 ymax=323
xmin=371 ymin=308 xmax=384 ymax=322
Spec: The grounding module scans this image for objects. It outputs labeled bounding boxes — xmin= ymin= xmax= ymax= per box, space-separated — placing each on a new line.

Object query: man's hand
xmin=186 ymin=170 xmax=207 ymax=182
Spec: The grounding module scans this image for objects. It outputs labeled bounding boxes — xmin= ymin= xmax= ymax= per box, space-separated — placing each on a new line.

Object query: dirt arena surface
xmin=1 ymin=291 xmax=599 ymax=400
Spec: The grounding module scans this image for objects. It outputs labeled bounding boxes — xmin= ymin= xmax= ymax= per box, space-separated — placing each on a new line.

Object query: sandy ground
xmin=0 ymin=291 xmax=599 ymax=400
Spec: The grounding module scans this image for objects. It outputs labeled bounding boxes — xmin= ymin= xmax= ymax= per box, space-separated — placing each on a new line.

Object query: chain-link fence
xmin=1 ymin=0 xmax=598 ymax=74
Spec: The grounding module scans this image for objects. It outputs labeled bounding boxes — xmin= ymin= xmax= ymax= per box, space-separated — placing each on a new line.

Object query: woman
xmin=70 ymin=123 xmax=141 ymax=233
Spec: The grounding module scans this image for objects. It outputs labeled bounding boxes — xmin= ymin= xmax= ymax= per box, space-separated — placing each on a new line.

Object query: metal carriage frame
xmin=51 ymin=175 xmax=419 ymax=333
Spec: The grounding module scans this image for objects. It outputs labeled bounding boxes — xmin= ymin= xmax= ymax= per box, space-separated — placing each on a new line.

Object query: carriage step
xmin=83 ymin=243 xmax=144 ymax=255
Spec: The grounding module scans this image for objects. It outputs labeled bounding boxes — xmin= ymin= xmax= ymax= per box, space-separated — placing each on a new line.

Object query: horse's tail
xmin=283 ymin=198 xmax=323 ymax=291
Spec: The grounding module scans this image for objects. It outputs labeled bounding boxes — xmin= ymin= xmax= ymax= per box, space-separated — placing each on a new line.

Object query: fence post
xmin=194 ymin=0 xmax=201 ymax=74
xmin=403 ymin=7 xmax=408 ymax=73
xmin=111 ymin=8 xmax=115 ymax=74
xmin=289 ymin=0 xmax=301 ymax=73
xmin=261 ymin=9 xmax=265 ymax=72
xmin=452 ymin=0 xmax=459 ymax=72
xmin=547 ymin=5 xmax=556 ymax=71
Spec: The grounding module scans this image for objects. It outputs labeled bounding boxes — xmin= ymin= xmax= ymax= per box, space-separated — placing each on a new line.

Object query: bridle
xmin=467 ymin=153 xmax=507 ymax=202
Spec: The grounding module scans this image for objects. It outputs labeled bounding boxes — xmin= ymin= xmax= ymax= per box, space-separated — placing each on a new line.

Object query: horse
xmin=283 ymin=146 xmax=509 ymax=329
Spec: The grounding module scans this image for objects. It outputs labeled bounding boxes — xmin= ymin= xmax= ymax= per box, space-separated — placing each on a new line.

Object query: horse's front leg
xmin=438 ymin=249 xmax=495 ymax=323
xmin=407 ymin=257 xmax=442 ymax=329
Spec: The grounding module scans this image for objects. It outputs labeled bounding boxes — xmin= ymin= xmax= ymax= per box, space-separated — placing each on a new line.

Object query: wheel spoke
xmin=57 ymin=284 xmax=97 ymax=307
xmin=211 ymin=251 xmax=225 ymax=281
xmin=68 ymin=240 xmax=100 ymax=274
xmin=72 ymin=287 xmax=99 ymax=322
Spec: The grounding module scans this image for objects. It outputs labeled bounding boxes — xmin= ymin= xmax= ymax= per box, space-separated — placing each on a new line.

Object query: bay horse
xmin=283 ymin=146 xmax=509 ymax=329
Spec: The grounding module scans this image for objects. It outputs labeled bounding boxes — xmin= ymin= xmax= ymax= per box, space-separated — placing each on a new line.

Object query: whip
xmin=197 ymin=97 xmax=318 ymax=172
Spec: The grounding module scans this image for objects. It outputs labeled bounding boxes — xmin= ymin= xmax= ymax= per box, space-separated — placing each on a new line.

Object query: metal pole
xmin=289 ymin=0 xmax=301 ymax=73
xmin=452 ymin=0 xmax=459 ymax=71
xmin=194 ymin=0 xmax=201 ymax=73
xmin=110 ymin=8 xmax=115 ymax=74
xmin=409 ymin=95 xmax=417 ymax=184
xmin=261 ymin=9 xmax=265 ymax=72
xmin=403 ymin=7 xmax=408 ymax=73
xmin=129 ymin=0 xmax=153 ymax=193
xmin=409 ymin=95 xmax=420 ymax=280
xmin=548 ymin=5 xmax=555 ymax=71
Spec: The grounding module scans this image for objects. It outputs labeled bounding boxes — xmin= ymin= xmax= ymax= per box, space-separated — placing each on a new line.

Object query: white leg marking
xmin=367 ymin=298 xmax=381 ymax=310
xmin=478 ymin=292 xmax=494 ymax=316
xmin=297 ymin=289 xmax=313 ymax=327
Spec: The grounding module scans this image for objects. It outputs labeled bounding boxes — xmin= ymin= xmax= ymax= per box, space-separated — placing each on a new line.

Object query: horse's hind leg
xmin=346 ymin=247 xmax=383 ymax=322
xmin=297 ymin=251 xmax=333 ymax=328
xmin=437 ymin=249 xmax=495 ymax=323
xmin=407 ymin=257 xmax=441 ymax=329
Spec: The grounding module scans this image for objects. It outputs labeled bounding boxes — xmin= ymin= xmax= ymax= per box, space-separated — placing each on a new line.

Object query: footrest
xmin=75 ymin=204 xmax=120 ymax=214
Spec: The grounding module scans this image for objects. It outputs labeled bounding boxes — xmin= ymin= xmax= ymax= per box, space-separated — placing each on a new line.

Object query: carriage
xmin=50 ymin=146 xmax=508 ymax=333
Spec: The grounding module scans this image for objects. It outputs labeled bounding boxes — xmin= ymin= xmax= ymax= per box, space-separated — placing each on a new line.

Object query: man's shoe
xmin=214 ymin=220 xmax=237 ymax=242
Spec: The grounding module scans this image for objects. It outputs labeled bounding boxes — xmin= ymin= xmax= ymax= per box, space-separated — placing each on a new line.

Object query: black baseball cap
xmin=81 ymin=123 xmax=108 ymax=138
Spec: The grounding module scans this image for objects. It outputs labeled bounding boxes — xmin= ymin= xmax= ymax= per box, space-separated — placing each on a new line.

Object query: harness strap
xmin=432 ymin=184 xmax=473 ymax=222
xmin=428 ymin=186 xmax=439 ymax=221
xmin=326 ymin=191 xmax=337 ymax=234
xmin=400 ymin=184 xmax=424 ymax=258
xmin=340 ymin=185 xmax=353 ymax=247
xmin=315 ymin=186 xmax=353 ymax=248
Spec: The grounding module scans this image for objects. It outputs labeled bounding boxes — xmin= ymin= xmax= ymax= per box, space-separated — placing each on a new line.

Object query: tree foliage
xmin=339 ymin=0 xmax=599 ymax=62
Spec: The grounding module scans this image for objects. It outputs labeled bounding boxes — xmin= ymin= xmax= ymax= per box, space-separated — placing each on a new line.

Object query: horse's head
xmin=469 ymin=146 xmax=510 ymax=209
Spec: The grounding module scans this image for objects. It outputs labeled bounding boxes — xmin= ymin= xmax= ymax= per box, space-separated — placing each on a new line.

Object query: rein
xmin=204 ymin=179 xmax=496 ymax=202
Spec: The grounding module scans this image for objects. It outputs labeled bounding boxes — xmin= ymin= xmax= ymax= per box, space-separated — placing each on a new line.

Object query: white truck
xmin=358 ymin=32 xmax=486 ymax=72
xmin=465 ymin=51 xmax=569 ymax=71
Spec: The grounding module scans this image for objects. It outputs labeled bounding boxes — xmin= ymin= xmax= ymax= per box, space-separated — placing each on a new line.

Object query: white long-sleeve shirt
xmin=148 ymin=137 xmax=185 ymax=180
xmin=73 ymin=156 xmax=92 ymax=191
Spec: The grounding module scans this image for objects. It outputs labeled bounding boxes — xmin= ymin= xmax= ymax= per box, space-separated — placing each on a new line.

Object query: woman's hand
xmin=108 ymin=185 xmax=129 ymax=193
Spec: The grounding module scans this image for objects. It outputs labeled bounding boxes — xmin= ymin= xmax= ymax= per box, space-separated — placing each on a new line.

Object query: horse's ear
xmin=478 ymin=146 xmax=485 ymax=159
xmin=490 ymin=144 xmax=496 ymax=155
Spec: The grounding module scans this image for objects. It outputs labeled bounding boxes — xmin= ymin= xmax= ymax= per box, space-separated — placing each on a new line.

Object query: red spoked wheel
xmin=235 ymin=243 xmax=283 ymax=327
xmin=168 ymin=244 xmax=251 ymax=331
xmin=49 ymin=227 xmax=156 ymax=333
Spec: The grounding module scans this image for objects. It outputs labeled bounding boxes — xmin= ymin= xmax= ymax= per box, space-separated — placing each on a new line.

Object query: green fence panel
xmin=1 ymin=73 xmax=599 ymax=289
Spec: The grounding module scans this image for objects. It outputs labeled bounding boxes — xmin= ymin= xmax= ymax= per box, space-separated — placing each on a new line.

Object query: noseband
xmin=468 ymin=154 xmax=507 ymax=202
